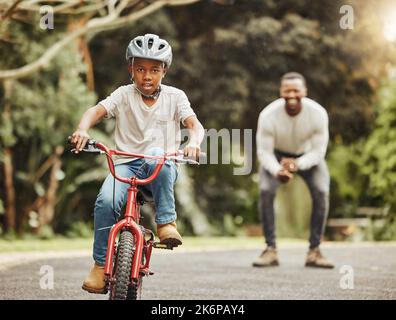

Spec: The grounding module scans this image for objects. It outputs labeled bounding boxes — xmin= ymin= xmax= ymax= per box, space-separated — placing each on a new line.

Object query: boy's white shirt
xmin=99 ymin=84 xmax=196 ymax=165
xmin=256 ymin=97 xmax=329 ymax=176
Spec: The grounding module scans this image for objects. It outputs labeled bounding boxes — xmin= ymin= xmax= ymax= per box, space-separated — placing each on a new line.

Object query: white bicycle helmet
xmin=126 ymin=34 xmax=172 ymax=67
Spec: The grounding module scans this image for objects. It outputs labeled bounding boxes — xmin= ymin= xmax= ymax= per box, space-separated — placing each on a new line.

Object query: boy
xmin=70 ymin=34 xmax=205 ymax=293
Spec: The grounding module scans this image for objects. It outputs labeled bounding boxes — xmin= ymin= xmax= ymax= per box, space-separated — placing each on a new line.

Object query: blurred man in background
xmin=253 ymin=72 xmax=334 ymax=269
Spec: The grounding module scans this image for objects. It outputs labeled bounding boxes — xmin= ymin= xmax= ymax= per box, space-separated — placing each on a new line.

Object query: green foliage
xmin=326 ymin=77 xmax=396 ymax=239
xmin=0 ymin=20 xmax=97 ymax=233
xmin=373 ymin=218 xmax=396 ymax=241
xmin=65 ymin=221 xmax=93 ymax=239
xmin=86 ymin=0 xmax=395 ymax=236
xmin=2 ymin=1 xmax=396 ymax=238
xmin=37 ymin=225 xmax=55 ymax=240
xmin=327 ymin=140 xmax=366 ymax=217
xmin=362 ymin=77 xmax=396 ymax=211
xmin=363 ymin=79 xmax=396 ymax=206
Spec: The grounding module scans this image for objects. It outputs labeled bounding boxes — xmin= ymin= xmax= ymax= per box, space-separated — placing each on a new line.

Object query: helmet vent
xmin=159 ymin=44 xmax=165 ymax=50
xmin=136 ymin=40 xmax=142 ymax=47
xmin=148 ymin=38 xmax=154 ymax=49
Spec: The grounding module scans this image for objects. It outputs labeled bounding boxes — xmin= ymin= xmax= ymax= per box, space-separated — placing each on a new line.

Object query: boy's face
xmin=280 ymin=78 xmax=307 ymax=116
xmin=129 ymin=57 xmax=166 ymax=96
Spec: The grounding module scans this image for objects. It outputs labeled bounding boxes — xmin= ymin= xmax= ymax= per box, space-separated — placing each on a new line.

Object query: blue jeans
xmin=93 ymin=147 xmax=178 ymax=266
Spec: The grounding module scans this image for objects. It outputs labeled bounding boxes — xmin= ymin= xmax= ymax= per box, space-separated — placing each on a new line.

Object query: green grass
xmin=0 ymin=236 xmax=307 ymax=253
xmin=0 ymin=236 xmax=93 ymax=253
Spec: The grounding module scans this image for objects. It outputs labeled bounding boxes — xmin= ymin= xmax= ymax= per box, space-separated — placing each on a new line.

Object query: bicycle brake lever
xmin=82 ymin=143 xmax=102 ymax=153
xmin=70 ymin=140 xmax=102 ymax=153
xmin=176 ymin=157 xmax=200 ymax=165
xmin=172 ymin=150 xmax=206 ymax=165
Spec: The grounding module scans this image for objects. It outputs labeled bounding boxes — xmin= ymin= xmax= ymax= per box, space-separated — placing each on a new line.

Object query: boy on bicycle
xmin=70 ymin=34 xmax=205 ymax=293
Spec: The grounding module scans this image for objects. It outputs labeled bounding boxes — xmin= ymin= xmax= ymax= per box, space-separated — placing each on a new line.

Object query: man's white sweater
xmin=256 ymin=97 xmax=329 ymax=176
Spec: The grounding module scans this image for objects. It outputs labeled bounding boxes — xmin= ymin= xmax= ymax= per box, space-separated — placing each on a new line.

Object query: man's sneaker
xmin=305 ymin=247 xmax=334 ymax=269
xmin=82 ymin=263 xmax=107 ymax=294
xmin=157 ymin=221 xmax=182 ymax=248
xmin=252 ymin=246 xmax=279 ymax=267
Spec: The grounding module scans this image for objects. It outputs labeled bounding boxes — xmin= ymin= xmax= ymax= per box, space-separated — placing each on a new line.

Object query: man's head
xmin=126 ymin=34 xmax=172 ymax=98
xmin=280 ymin=72 xmax=307 ymax=116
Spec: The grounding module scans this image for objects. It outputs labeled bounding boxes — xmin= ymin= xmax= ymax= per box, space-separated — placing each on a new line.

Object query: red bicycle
xmin=69 ymin=138 xmax=201 ymax=300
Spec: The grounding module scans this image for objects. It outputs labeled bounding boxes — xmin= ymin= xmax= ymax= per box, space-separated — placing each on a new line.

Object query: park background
xmin=1 ymin=0 xmax=396 ymax=247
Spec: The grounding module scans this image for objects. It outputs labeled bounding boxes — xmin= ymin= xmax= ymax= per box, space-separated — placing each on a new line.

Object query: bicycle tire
xmin=126 ymin=276 xmax=142 ymax=300
xmin=110 ymin=230 xmax=134 ymax=300
xmin=126 ymin=242 xmax=145 ymax=300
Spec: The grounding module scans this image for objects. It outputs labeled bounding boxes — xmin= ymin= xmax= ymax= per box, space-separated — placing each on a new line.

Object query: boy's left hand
xmin=183 ymin=144 xmax=201 ymax=160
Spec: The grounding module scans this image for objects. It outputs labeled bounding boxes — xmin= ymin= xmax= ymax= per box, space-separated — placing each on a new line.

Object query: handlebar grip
xmin=67 ymin=136 xmax=98 ymax=153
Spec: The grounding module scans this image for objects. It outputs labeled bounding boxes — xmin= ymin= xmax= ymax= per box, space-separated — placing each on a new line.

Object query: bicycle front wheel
xmin=110 ymin=230 xmax=135 ymax=300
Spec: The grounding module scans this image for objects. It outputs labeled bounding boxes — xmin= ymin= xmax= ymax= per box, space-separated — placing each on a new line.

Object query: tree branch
xmin=0 ymin=0 xmax=23 ymax=20
xmin=0 ymin=0 xmax=202 ymax=81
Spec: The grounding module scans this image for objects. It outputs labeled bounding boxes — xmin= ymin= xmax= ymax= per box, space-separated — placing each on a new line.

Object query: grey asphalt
xmin=0 ymin=244 xmax=395 ymax=300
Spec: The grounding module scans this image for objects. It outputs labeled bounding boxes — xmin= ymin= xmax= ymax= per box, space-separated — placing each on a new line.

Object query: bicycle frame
xmin=94 ymin=142 xmax=171 ymax=284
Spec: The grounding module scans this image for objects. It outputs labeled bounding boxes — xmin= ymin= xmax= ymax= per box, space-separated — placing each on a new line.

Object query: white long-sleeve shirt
xmin=256 ymin=97 xmax=329 ymax=176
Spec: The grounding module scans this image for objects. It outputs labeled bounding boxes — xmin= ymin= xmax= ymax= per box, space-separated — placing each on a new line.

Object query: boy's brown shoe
xmin=252 ymin=246 xmax=279 ymax=267
xmin=82 ymin=263 xmax=107 ymax=294
xmin=157 ymin=221 xmax=182 ymax=248
xmin=305 ymin=247 xmax=334 ymax=269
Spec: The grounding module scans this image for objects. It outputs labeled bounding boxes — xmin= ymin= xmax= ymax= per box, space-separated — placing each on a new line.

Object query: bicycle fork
xmin=104 ymin=185 xmax=155 ymax=285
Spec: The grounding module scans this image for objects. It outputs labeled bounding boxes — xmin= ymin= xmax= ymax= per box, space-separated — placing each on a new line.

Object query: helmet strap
xmin=133 ymin=84 xmax=162 ymax=100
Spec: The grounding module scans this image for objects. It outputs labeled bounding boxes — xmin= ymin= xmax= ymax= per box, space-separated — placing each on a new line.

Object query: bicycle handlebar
xmin=67 ymin=137 xmax=205 ymax=186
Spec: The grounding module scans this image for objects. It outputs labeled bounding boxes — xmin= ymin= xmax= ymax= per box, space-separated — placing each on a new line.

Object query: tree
xmin=0 ymin=0 xmax=202 ymax=80
xmin=362 ymin=76 xmax=396 ymax=211
xmin=162 ymin=0 xmax=393 ymax=226
xmin=0 ymin=0 xmax=228 ymax=235
xmin=0 ymin=21 xmax=98 ymax=234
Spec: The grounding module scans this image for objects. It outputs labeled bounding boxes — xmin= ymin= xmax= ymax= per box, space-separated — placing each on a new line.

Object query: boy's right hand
xmin=70 ymin=129 xmax=90 ymax=154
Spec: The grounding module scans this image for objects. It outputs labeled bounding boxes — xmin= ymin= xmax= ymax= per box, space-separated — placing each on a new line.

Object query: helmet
xmin=126 ymin=34 xmax=172 ymax=67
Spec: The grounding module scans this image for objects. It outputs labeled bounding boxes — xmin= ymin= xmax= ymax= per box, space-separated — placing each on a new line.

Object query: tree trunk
xmin=17 ymin=146 xmax=64 ymax=235
xmin=3 ymin=148 xmax=16 ymax=232
xmin=2 ymin=80 xmax=16 ymax=233
xmin=37 ymin=146 xmax=64 ymax=233
xmin=68 ymin=17 xmax=95 ymax=91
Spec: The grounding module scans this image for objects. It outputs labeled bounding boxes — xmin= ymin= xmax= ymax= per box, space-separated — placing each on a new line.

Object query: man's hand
xmin=183 ymin=143 xmax=201 ymax=160
xmin=276 ymin=168 xmax=294 ymax=183
xmin=280 ymin=157 xmax=298 ymax=173
xmin=70 ymin=129 xmax=90 ymax=154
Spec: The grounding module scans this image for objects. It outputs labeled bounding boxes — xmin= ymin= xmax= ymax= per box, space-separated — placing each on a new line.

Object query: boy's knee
xmin=95 ymin=191 xmax=122 ymax=211
xmin=156 ymin=162 xmax=176 ymax=182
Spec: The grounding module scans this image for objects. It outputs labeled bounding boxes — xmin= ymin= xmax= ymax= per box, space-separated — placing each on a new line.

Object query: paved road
xmin=0 ymin=244 xmax=395 ymax=300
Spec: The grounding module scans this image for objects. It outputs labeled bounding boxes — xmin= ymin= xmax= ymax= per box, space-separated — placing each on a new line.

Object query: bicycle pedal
xmin=140 ymin=269 xmax=154 ymax=276
xmin=153 ymin=242 xmax=174 ymax=250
